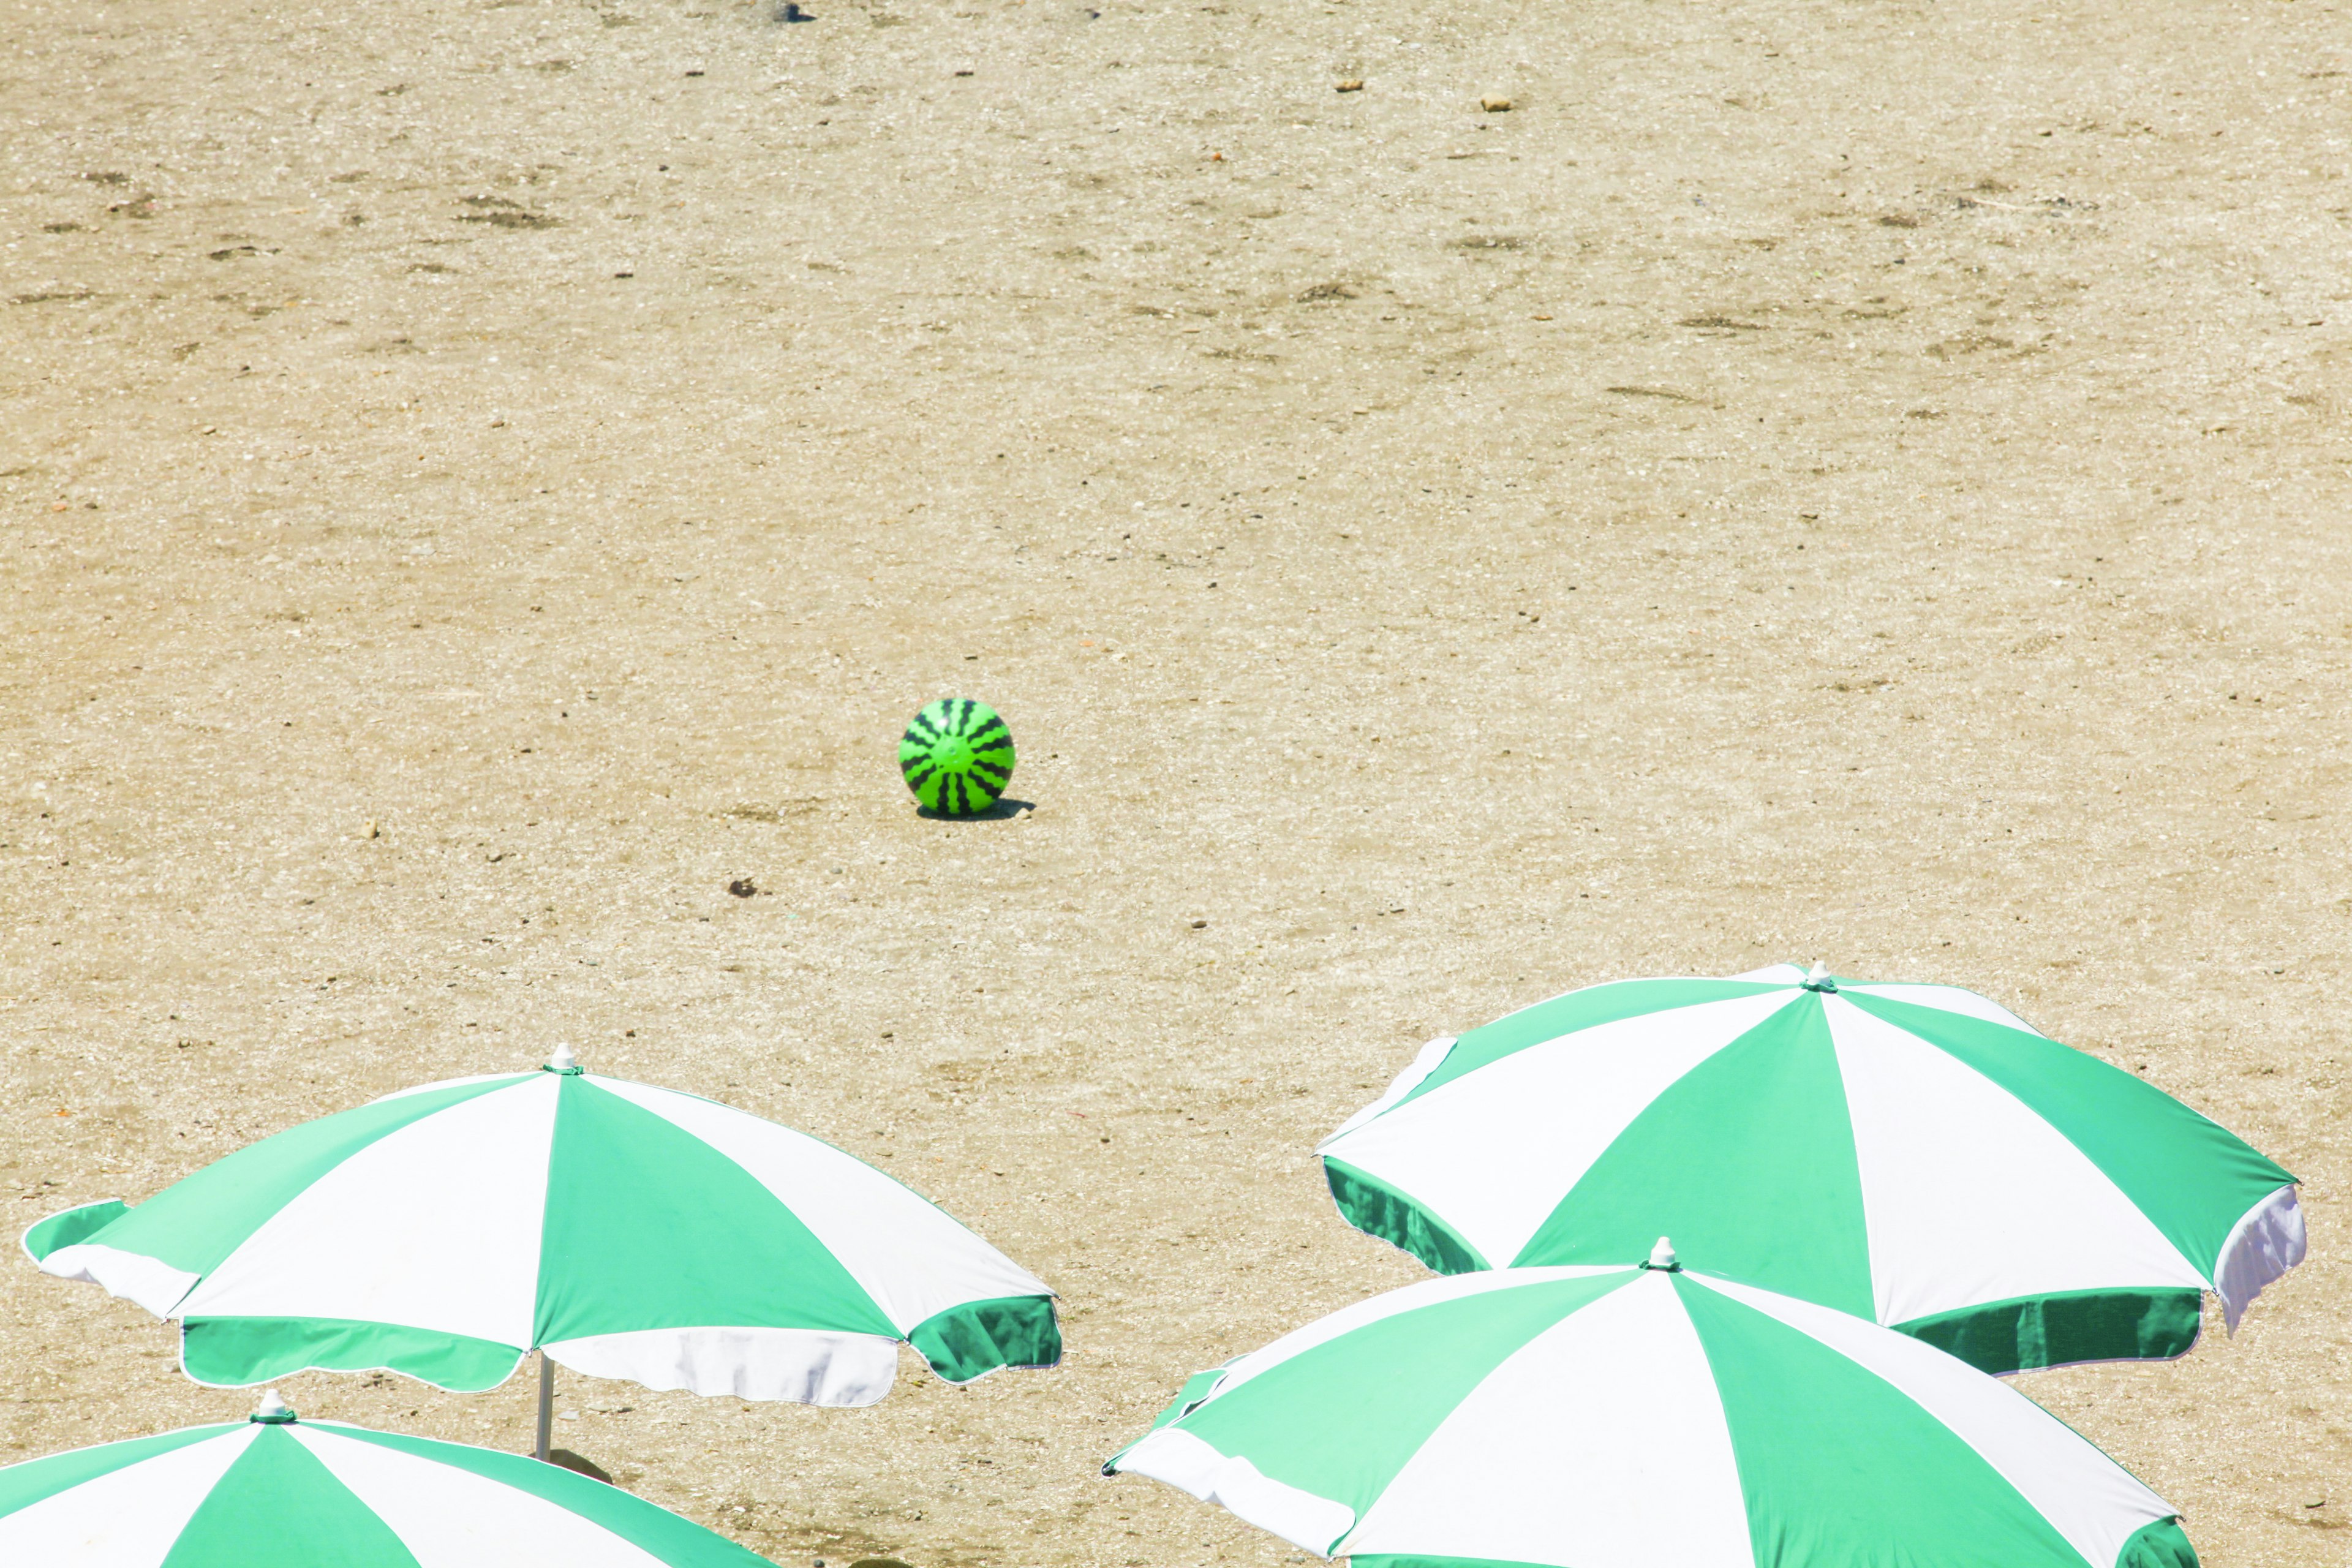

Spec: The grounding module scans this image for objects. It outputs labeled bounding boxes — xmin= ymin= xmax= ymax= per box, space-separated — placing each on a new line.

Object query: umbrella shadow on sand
xmin=548 ymin=1449 xmax=613 ymax=1484
xmin=915 ymin=797 xmax=1034 ymax=822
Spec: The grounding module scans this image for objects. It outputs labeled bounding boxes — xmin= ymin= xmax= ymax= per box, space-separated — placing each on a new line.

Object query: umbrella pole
xmin=535 ymin=1350 xmax=554 ymax=1463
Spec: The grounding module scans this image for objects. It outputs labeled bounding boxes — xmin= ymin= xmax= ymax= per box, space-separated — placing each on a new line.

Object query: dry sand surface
xmin=3 ymin=0 xmax=2349 ymax=1561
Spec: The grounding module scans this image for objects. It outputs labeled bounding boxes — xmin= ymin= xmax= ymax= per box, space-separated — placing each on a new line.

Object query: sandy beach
xmin=2 ymin=0 xmax=2346 ymax=1562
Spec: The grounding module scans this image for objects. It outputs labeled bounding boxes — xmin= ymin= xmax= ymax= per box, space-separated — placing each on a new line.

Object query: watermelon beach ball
xmin=899 ymin=698 xmax=1016 ymax=815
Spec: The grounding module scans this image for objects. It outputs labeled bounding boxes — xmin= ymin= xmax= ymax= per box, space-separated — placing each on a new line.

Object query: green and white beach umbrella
xmin=0 ymin=1392 xmax=774 ymax=1567
xmin=1106 ymin=1256 xmax=2199 ymax=1568
xmin=1318 ymin=963 xmax=2302 ymax=1373
xmin=24 ymin=1049 xmax=1058 ymax=1404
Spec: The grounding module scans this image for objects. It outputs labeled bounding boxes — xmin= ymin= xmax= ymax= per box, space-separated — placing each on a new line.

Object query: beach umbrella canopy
xmin=24 ymin=1049 xmax=1058 ymax=1405
xmin=0 ymin=1392 xmax=774 ymax=1567
xmin=1106 ymin=1255 xmax=2199 ymax=1568
xmin=1316 ymin=963 xmax=2303 ymax=1373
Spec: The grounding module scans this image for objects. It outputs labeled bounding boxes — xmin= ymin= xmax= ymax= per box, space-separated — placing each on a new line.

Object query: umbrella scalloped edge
xmin=1322 ymin=1158 xmax=1488 ymax=1275
xmin=909 ymin=1292 xmax=1063 ymax=1383
xmin=167 ymin=1301 xmax=1063 ymax=1404
xmin=181 ymin=1316 xmax=526 ymax=1391
xmin=2212 ymin=1182 xmax=2305 ymax=1332
xmin=1893 ymin=1288 xmax=2203 ymax=1376
xmin=1108 ymin=1427 xmax=1357 ymax=1558
xmin=549 ymin=1327 xmax=902 ymax=1405
xmin=21 ymin=1200 xmax=129 ymax=1262
xmin=2117 ymin=1517 xmax=2201 ymax=1568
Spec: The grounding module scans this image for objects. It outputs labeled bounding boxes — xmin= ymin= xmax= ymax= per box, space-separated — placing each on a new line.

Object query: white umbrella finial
xmin=546 ymin=1043 xmax=578 ymax=1074
xmin=1647 ymin=1236 xmax=1679 ymax=1271
xmin=1801 ymin=962 xmax=1837 ymax=992
xmin=251 ymin=1389 xmax=296 ymax=1423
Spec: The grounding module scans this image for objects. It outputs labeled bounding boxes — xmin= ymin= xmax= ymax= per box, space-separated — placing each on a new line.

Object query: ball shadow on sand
xmin=914 ymin=797 xmax=1034 ymax=823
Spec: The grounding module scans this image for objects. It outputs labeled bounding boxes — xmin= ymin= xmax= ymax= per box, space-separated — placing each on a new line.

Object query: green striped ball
xmin=899 ymin=698 xmax=1016 ymax=816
